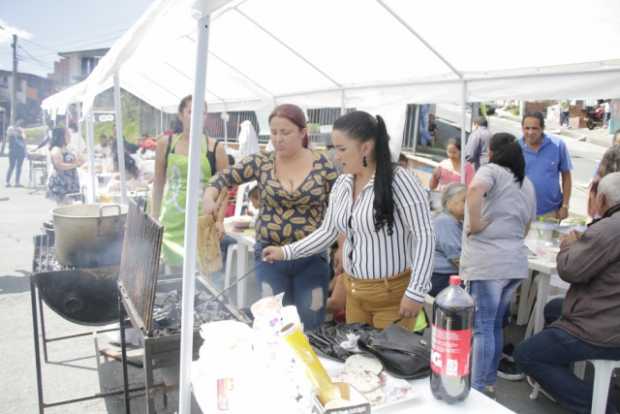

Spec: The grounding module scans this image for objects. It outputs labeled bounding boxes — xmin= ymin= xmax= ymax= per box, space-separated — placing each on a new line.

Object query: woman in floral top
xmin=204 ymin=104 xmax=338 ymax=330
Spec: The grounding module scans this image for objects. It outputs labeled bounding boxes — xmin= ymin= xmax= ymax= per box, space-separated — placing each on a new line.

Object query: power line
xmin=19 ymin=58 xmax=52 ymax=72
xmin=21 ymin=38 xmax=57 ymax=54
xmin=21 ymin=28 xmax=127 ymax=58
xmin=18 ymin=45 xmax=50 ymax=66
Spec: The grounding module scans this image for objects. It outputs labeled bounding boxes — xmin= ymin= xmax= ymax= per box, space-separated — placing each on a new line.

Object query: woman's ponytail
xmin=373 ymin=115 xmax=395 ymax=235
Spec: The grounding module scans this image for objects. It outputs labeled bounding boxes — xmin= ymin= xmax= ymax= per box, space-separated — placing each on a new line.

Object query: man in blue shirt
xmin=519 ymin=112 xmax=573 ymax=219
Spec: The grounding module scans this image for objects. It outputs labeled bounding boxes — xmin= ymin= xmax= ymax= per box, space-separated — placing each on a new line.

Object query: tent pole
xmin=460 ymin=82 xmax=467 ymax=183
xmin=178 ymin=11 xmax=211 ymax=414
xmin=113 ymin=72 xmax=128 ymax=205
xmin=340 ymin=89 xmax=346 ymax=115
xmin=412 ymin=105 xmax=420 ymax=154
xmin=85 ymin=110 xmax=97 ymax=203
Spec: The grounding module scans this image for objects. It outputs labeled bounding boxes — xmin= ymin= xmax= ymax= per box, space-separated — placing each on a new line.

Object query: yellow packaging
xmin=281 ymin=323 xmax=340 ymax=405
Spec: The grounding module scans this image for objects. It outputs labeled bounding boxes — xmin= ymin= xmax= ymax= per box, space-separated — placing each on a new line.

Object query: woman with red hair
xmin=204 ymin=104 xmax=338 ymax=330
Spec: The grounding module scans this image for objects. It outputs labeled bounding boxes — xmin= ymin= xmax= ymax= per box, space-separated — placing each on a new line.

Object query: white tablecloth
xmin=319 ymin=358 xmax=514 ymax=413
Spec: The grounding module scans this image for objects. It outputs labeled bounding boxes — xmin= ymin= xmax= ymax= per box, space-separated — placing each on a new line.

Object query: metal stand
xmin=118 ymin=284 xmax=181 ymax=414
xmin=32 ymin=277 xmax=118 ymax=363
xmin=27 ymin=156 xmax=47 ymax=194
xmin=117 ymin=276 xmax=247 ymax=414
xmin=30 ymin=274 xmax=144 ymax=413
xmin=119 ymin=290 xmax=131 ymax=414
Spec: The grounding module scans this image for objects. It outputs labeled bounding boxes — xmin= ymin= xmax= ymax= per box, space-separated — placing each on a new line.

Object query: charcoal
xmin=151 ymin=288 xmax=236 ymax=336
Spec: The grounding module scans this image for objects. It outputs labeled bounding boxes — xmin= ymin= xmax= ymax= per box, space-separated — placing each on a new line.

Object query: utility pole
xmin=10 ymin=34 xmax=18 ymax=126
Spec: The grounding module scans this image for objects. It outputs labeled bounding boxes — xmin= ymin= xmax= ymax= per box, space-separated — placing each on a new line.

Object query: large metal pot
xmin=53 ymin=203 xmax=128 ymax=268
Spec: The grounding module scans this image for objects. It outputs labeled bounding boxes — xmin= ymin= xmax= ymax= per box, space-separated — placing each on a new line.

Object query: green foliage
xmin=90 ymin=91 xmax=142 ymax=144
xmin=504 ymin=103 xmax=520 ymax=117
xmin=94 ymin=122 xmax=114 ymax=144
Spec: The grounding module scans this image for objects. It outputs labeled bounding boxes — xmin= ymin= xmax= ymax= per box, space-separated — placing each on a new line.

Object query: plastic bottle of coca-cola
xmin=430 ymin=275 xmax=475 ymax=403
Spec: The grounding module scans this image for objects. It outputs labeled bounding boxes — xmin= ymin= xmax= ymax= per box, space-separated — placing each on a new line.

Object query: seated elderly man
xmin=514 ymin=171 xmax=620 ymax=414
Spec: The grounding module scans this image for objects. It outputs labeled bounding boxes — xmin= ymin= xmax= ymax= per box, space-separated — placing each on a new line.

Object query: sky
xmin=0 ymin=0 xmax=154 ymax=78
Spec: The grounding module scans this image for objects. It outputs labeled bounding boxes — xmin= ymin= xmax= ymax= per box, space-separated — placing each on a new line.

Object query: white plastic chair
xmin=224 ymin=243 xmax=253 ymax=308
xmin=530 ymin=359 xmax=620 ymax=414
xmin=234 ymin=181 xmax=257 ymax=217
xmin=589 ymin=359 xmax=620 ymax=414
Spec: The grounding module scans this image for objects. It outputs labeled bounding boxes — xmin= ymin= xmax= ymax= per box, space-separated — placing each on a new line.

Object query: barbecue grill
xmin=115 ymin=201 xmax=250 ymax=414
xmin=30 ymin=200 xmax=249 ymax=414
xmin=30 ymin=232 xmax=132 ymax=414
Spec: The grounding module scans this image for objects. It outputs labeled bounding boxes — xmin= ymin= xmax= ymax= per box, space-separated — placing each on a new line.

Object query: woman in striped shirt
xmin=263 ymin=111 xmax=435 ymax=329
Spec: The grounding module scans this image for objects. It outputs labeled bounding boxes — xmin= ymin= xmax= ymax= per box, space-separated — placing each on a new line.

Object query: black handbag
xmin=358 ymin=322 xmax=431 ymax=379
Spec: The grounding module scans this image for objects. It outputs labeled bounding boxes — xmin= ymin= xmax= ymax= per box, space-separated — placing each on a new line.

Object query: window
xmin=81 ymin=57 xmax=98 ymax=76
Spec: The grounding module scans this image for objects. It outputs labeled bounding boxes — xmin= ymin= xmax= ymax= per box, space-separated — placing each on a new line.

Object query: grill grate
xmin=118 ymin=200 xmax=164 ymax=336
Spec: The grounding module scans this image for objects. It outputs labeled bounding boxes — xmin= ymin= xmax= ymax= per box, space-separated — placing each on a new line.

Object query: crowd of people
xmin=3 ymin=97 xmax=619 ymax=412
xmin=202 ymin=105 xmax=619 ymax=412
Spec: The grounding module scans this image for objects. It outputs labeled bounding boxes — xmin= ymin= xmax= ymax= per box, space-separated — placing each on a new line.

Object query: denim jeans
xmin=515 ymin=327 xmax=620 ymax=414
xmin=254 ymin=242 xmax=330 ymax=331
xmin=544 ymin=297 xmax=564 ymax=325
xmin=469 ymin=278 xmax=522 ymax=390
xmin=6 ymin=152 xmax=24 ymax=185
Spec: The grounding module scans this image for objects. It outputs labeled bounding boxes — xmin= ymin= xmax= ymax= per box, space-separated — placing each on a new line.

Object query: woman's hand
xmin=333 ymin=245 xmax=344 ymax=275
xmin=215 ymin=220 xmax=225 ymax=241
xmin=262 ymin=246 xmax=284 ymax=263
xmin=202 ymin=187 xmax=219 ymax=216
xmin=399 ymin=296 xmax=423 ymax=320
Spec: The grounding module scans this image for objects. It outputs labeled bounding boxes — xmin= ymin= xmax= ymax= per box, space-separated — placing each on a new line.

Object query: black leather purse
xmin=358 ymin=322 xmax=431 ymax=379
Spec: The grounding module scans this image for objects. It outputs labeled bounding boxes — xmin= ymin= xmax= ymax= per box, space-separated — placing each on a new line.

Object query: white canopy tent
xmin=41 ymin=80 xmax=89 ymax=118
xmin=79 ymin=0 xmax=620 ymax=141
xmin=45 ymin=0 xmax=620 ymax=411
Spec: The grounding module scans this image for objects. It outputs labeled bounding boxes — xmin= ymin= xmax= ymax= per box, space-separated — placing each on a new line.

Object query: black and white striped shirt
xmin=282 ymin=166 xmax=435 ymax=302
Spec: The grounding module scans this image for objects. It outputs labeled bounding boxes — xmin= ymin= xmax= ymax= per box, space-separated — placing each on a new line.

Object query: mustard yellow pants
xmin=343 ymin=269 xmax=416 ymax=330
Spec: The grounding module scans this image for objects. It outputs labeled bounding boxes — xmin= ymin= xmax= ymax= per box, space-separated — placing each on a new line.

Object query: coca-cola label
xmin=217 ymin=378 xmax=234 ymax=410
xmin=430 ymin=325 xmax=472 ymax=377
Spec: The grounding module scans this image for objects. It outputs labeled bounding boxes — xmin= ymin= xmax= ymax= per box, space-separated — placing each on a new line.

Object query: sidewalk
xmin=557 ymin=125 xmax=615 ymax=148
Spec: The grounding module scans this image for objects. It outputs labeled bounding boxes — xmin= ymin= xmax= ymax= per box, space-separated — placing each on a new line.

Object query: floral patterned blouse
xmin=210 ymin=150 xmax=338 ymax=246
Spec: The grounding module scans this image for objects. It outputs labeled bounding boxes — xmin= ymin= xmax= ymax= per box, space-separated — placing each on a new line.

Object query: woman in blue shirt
xmin=429 ymin=183 xmax=466 ymax=296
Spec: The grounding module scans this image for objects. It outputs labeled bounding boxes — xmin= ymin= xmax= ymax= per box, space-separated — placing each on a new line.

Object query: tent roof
xmin=41 ymin=80 xmax=88 ymax=115
xmin=44 ymin=0 xmax=620 ymax=126
xmin=75 ymin=0 xmax=620 ymax=115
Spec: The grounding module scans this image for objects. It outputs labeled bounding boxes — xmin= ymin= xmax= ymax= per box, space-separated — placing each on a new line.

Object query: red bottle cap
xmin=449 ymin=275 xmax=461 ymax=286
